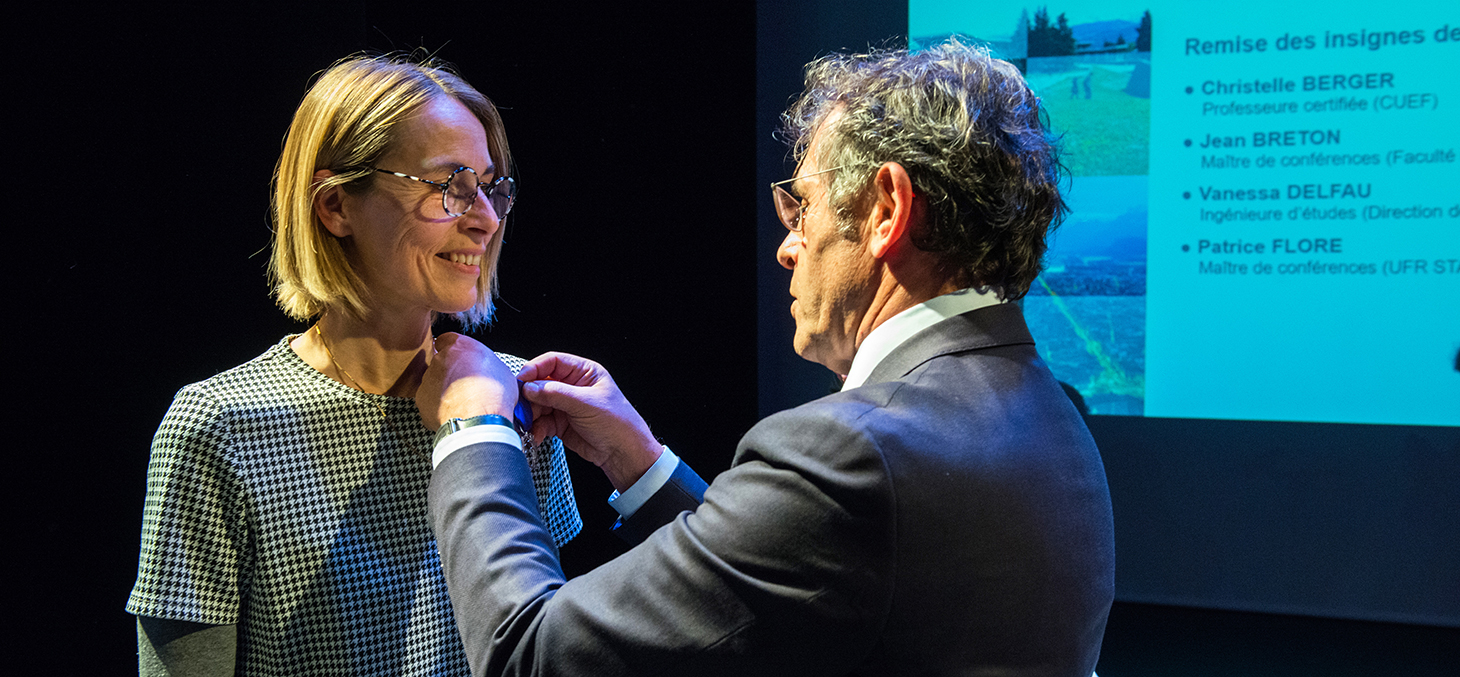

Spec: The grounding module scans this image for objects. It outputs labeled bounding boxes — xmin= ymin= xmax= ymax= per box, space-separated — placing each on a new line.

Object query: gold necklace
xmin=315 ymin=323 xmax=432 ymax=463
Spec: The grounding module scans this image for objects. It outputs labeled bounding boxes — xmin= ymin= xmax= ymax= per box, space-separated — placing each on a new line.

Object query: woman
xmin=126 ymin=55 xmax=581 ymax=676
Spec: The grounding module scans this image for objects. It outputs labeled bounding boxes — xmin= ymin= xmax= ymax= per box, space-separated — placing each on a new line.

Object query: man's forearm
xmin=429 ymin=440 xmax=565 ymax=676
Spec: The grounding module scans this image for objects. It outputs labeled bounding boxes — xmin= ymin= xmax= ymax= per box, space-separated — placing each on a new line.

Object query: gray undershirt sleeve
xmin=136 ymin=616 xmax=236 ymax=677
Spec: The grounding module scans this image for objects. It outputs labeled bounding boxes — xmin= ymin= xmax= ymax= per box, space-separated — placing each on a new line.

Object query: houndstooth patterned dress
xmin=127 ymin=338 xmax=581 ymax=676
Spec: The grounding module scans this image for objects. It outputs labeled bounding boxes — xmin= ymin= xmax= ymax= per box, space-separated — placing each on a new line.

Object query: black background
xmin=12 ymin=3 xmax=756 ymax=672
xmin=10 ymin=1 xmax=1458 ymax=674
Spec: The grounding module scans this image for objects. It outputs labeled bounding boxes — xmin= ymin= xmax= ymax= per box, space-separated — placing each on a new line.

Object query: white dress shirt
xmin=841 ymin=287 xmax=1004 ymax=389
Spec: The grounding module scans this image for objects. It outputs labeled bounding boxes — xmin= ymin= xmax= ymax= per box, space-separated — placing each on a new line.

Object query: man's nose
xmin=776 ymin=230 xmax=802 ymax=270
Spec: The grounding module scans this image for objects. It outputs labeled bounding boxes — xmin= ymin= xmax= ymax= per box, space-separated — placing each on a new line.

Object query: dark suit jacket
xmin=430 ymin=303 xmax=1115 ymax=676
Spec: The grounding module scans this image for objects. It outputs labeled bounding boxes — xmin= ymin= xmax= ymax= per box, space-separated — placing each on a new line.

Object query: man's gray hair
xmin=782 ymin=38 xmax=1066 ymax=300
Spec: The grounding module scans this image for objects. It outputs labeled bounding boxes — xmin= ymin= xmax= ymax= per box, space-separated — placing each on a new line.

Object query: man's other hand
xmin=519 ymin=352 xmax=662 ymax=491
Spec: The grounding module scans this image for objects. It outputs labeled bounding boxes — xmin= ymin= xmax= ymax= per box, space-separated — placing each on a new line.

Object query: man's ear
xmin=313 ymin=169 xmax=351 ymax=238
xmin=865 ymin=162 xmax=917 ymax=260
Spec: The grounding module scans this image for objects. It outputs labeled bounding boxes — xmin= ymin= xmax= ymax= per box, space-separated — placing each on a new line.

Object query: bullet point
xmin=1184 ymin=139 xmax=1192 ymax=147
xmin=1182 ymin=244 xmax=1190 ymax=252
xmin=1185 ymin=86 xmax=1194 ymax=94
xmin=1183 ymin=191 xmax=1191 ymax=199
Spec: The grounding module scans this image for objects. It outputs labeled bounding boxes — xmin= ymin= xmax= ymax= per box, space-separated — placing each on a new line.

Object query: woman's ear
xmin=313 ymin=169 xmax=352 ymax=238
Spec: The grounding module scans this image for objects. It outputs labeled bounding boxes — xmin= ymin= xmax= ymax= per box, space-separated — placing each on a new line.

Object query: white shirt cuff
xmin=432 ymin=422 xmax=524 ymax=469
xmin=607 ymin=446 xmax=679 ymax=519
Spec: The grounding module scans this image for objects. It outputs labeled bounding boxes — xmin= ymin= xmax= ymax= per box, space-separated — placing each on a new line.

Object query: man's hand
xmin=518 ymin=352 xmax=662 ymax=492
xmin=417 ymin=333 xmax=518 ymax=431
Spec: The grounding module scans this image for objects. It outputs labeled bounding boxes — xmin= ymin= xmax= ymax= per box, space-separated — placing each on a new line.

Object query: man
xmin=418 ymin=40 xmax=1115 ymax=676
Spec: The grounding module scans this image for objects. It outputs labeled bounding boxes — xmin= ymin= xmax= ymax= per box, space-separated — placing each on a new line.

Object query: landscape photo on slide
xmin=912 ymin=4 xmax=1152 ymax=415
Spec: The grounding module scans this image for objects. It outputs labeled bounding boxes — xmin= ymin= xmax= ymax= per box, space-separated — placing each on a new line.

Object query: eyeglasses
xmin=770 ymin=165 xmax=844 ymax=232
xmin=372 ymin=166 xmax=517 ymax=219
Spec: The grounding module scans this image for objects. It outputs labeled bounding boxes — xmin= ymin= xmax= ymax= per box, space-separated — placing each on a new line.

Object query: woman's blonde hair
xmin=269 ymin=54 xmax=512 ymax=328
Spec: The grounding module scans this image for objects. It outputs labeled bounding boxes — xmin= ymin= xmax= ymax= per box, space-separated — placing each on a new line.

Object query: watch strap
xmin=434 ymin=414 xmax=515 ymax=448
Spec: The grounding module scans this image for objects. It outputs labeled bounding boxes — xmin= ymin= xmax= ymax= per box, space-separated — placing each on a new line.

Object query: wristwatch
xmin=433 ymin=414 xmax=516 ymax=448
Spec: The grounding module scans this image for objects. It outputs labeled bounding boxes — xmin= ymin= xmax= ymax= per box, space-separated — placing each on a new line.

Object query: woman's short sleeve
xmin=126 ymin=385 xmax=250 ymax=625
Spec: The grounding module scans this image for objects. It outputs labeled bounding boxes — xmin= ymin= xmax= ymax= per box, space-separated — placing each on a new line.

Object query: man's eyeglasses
xmin=769 ymin=165 xmax=844 ymax=232
xmin=372 ymin=166 xmax=516 ymax=219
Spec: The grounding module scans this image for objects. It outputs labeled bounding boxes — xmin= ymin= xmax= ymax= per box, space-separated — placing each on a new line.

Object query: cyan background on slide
xmin=911 ymin=0 xmax=1459 ymax=426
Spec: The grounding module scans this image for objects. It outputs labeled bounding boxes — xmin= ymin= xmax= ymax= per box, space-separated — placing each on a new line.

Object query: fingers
xmin=516 ymin=350 xmax=657 ymax=482
xmin=515 ymin=354 xmax=544 ymax=382
xmin=520 ymin=379 xmax=598 ymax=417
xmin=530 ymin=407 xmax=569 ymax=445
xmin=521 ymin=351 xmax=607 ymax=387
xmin=434 ymin=333 xmax=494 ymax=366
xmin=519 ymin=379 xmax=569 ymax=405
xmin=434 ymin=332 xmax=463 ymax=350
xmin=433 ymin=332 xmax=485 ymax=360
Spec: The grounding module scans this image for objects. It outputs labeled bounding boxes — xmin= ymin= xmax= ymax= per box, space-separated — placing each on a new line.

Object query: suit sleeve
xmin=428 ymin=407 xmax=896 ymax=677
xmin=610 ymin=459 xmax=709 ymax=545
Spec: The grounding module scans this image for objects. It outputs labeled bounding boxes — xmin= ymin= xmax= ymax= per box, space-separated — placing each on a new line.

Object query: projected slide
xmin=912 ymin=0 xmax=1458 ymax=426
